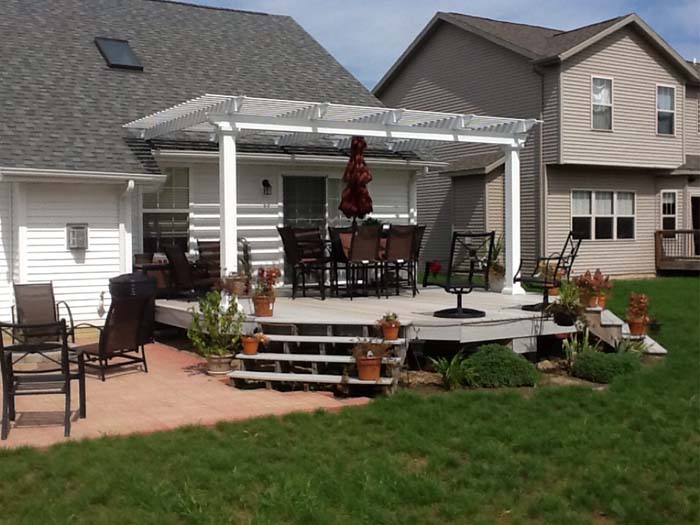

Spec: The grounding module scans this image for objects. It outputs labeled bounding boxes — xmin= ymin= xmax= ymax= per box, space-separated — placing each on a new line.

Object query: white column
xmin=408 ymin=170 xmax=419 ymax=225
xmin=12 ymin=183 xmax=28 ymax=283
xmin=218 ymin=124 xmax=238 ymax=276
xmin=502 ymin=143 xmax=525 ymax=295
xmin=118 ymin=180 xmax=134 ymax=274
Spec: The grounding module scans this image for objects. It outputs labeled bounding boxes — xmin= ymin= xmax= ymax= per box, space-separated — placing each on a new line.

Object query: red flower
xmin=429 ymin=260 xmax=442 ymax=275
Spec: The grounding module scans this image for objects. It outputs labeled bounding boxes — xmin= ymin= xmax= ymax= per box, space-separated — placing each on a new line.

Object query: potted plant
xmin=377 ymin=312 xmax=400 ymax=340
xmin=488 ymin=235 xmax=505 ymax=292
xmin=593 ymin=269 xmax=612 ymax=309
xmin=241 ymin=329 xmax=266 ymax=355
xmin=546 ymin=281 xmax=582 ymax=326
xmin=574 ymin=270 xmax=598 ymax=308
xmin=218 ymin=272 xmax=249 ymax=297
xmin=352 ymin=342 xmax=392 ymax=381
xmin=187 ymin=290 xmax=244 ymax=375
xmin=252 ymin=265 xmax=281 ymax=317
xmin=626 ymin=292 xmax=649 ymax=336
xmin=537 ymin=261 xmax=565 ymax=296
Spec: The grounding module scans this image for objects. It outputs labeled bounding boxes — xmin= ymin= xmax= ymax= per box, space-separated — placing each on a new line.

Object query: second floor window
xmin=657 ymin=86 xmax=675 ymax=135
xmin=591 ymin=77 xmax=613 ymax=130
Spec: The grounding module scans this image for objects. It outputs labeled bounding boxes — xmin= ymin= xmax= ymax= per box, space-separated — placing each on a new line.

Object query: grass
xmin=0 ymin=277 xmax=698 ymax=524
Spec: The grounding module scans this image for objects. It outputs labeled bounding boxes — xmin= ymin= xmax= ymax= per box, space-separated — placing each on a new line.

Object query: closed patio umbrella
xmin=339 ymin=136 xmax=373 ymax=224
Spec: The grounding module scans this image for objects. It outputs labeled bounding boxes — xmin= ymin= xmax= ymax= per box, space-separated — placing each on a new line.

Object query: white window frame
xmin=591 ymin=75 xmax=614 ymax=131
xmin=656 ymin=84 xmax=676 ymax=136
xmin=141 ymin=167 xmax=191 ymax=251
xmin=571 ymin=189 xmax=636 ymax=240
xmin=660 ymin=190 xmax=678 ymax=231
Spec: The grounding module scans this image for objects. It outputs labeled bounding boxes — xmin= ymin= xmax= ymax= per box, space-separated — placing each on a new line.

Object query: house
xmin=374 ymin=12 xmax=700 ymax=276
xmin=0 ymin=0 xmax=438 ymax=322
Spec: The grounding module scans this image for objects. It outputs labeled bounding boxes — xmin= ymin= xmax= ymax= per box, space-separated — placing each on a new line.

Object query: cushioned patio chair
xmin=422 ymin=231 xmax=495 ymax=318
xmin=12 ymin=283 xmax=75 ymax=343
xmin=278 ymin=226 xmax=329 ymax=299
xmin=70 ymin=295 xmax=151 ymax=381
xmin=514 ymin=231 xmax=582 ymax=311
xmin=164 ymin=245 xmax=218 ymax=297
xmin=1 ymin=320 xmax=86 ymax=439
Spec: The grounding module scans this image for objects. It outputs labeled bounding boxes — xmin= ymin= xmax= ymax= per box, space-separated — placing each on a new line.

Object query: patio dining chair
xmin=514 ymin=231 xmax=582 ymax=311
xmin=70 ymin=294 xmax=151 ymax=381
xmin=12 ymin=283 xmax=75 ymax=343
xmin=1 ymin=320 xmax=86 ymax=439
xmin=328 ymin=226 xmax=353 ymax=297
xmin=197 ymin=240 xmax=221 ymax=277
xmin=422 ymin=231 xmax=495 ymax=318
xmin=383 ymin=224 xmax=417 ymax=297
xmin=164 ymin=245 xmax=218 ymax=297
xmin=347 ymin=224 xmax=382 ymax=299
xmin=277 ymin=226 xmax=329 ymax=299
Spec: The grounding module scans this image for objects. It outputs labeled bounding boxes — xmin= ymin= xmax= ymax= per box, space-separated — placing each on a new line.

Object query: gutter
xmin=0 ymin=167 xmax=166 ymax=186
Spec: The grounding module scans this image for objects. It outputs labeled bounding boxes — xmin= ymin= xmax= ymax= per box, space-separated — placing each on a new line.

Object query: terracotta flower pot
xmin=356 ymin=356 xmax=382 ymax=381
xmin=548 ymin=287 xmax=560 ymax=296
xmin=597 ymin=294 xmax=607 ymax=309
xmin=253 ymin=295 xmax=274 ymax=317
xmin=586 ymin=293 xmax=599 ymax=308
xmin=381 ymin=321 xmax=400 ymax=340
xmin=241 ymin=336 xmax=259 ymax=355
xmin=628 ymin=318 xmax=647 ymax=336
xmin=206 ymin=354 xmax=233 ymax=375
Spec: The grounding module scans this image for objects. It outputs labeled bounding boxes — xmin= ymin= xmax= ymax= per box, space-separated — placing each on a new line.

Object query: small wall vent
xmin=67 ymin=224 xmax=89 ymax=250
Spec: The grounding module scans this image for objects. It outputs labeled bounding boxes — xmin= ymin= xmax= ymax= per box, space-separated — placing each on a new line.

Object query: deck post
xmin=217 ymin=122 xmax=238 ymax=276
xmin=502 ymin=143 xmax=525 ymax=295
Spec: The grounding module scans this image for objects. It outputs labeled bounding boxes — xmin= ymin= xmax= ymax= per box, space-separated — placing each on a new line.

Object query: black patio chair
xmin=12 ymin=282 xmax=75 ymax=343
xmin=277 ymin=226 xmax=329 ymax=299
xmin=422 ymin=231 xmax=495 ymax=318
xmin=347 ymin=224 xmax=382 ymax=299
xmin=164 ymin=245 xmax=218 ymax=297
xmin=383 ymin=224 xmax=417 ymax=297
xmin=1 ymin=320 xmax=86 ymax=439
xmin=70 ymin=295 xmax=151 ymax=381
xmin=328 ymin=226 xmax=354 ymax=297
xmin=514 ymin=231 xmax=582 ymax=311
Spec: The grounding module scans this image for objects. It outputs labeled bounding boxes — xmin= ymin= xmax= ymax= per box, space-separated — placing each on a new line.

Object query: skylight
xmin=95 ymin=37 xmax=143 ymax=70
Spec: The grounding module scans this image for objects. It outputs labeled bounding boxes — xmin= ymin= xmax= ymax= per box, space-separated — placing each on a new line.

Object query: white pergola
xmin=124 ymin=94 xmax=540 ymax=294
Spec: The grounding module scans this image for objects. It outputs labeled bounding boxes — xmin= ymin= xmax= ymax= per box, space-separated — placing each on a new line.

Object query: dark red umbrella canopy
xmin=339 ymin=136 xmax=373 ymax=221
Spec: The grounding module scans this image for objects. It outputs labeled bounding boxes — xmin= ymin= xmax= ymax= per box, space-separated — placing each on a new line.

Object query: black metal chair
xmin=346 ymin=225 xmax=382 ymax=299
xmin=277 ymin=226 xmax=329 ymax=299
xmin=70 ymin=295 xmax=151 ymax=381
xmin=1 ymin=320 xmax=86 ymax=439
xmin=422 ymin=231 xmax=495 ymax=318
xmin=328 ymin=226 xmax=354 ymax=297
xmin=514 ymin=231 xmax=582 ymax=311
xmin=383 ymin=224 xmax=417 ymax=297
xmin=164 ymin=245 xmax=218 ymax=297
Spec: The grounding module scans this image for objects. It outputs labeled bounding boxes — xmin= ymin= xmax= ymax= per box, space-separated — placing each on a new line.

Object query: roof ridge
xmin=443 ymin=12 xmax=560 ymax=32
xmin=143 ymin=0 xmax=276 ymax=17
xmin=549 ymin=13 xmax=630 ymax=38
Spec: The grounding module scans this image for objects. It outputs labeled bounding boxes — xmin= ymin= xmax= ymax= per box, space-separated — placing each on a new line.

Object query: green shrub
xmin=571 ymin=351 xmax=641 ymax=384
xmin=429 ymin=352 xmax=468 ymax=390
xmin=463 ymin=344 xmax=538 ymax=388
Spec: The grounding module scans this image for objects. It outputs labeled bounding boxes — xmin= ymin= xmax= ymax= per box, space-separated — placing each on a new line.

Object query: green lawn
xmin=1 ymin=278 xmax=698 ymax=524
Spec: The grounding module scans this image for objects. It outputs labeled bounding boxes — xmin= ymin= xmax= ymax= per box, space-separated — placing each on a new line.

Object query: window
xmin=142 ymin=168 xmax=189 ymax=252
xmin=657 ymin=86 xmax=675 ymax=135
xmin=661 ymin=191 xmax=677 ymax=231
xmin=571 ymin=190 xmax=635 ymax=240
xmin=95 ymin=37 xmax=143 ymax=70
xmin=591 ymin=77 xmax=613 ymax=130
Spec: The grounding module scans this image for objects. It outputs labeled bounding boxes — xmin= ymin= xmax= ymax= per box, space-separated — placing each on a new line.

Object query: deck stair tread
xmin=584 ymin=308 xmax=667 ymax=355
xmin=235 ymin=352 xmax=402 ymax=364
xmin=229 ymin=370 xmax=394 ymax=386
xmin=599 ymin=309 xmax=624 ymax=327
xmin=263 ymin=334 xmax=405 ymax=345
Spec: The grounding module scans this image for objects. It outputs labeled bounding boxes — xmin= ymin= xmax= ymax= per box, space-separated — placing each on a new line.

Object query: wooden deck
xmin=655 ymin=230 xmax=700 ymax=271
xmin=155 ymin=287 xmax=575 ymax=345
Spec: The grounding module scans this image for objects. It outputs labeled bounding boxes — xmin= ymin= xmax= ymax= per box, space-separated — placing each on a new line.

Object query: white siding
xmin=560 ymin=27 xmax=686 ymax=168
xmin=0 ymin=183 xmax=12 ymax=320
xmin=25 ymin=184 xmax=121 ymax=322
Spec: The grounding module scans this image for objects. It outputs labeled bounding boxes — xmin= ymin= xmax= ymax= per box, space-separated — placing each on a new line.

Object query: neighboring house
xmin=374 ymin=12 xmax=700 ymax=276
xmin=0 ymin=0 xmax=432 ymax=322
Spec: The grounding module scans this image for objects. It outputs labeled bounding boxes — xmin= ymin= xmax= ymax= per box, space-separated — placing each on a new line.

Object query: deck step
xmin=600 ymin=309 xmax=624 ymax=327
xmin=235 ymin=352 xmax=402 ymax=364
xmin=229 ymin=370 xmax=394 ymax=386
xmin=263 ymin=334 xmax=406 ymax=345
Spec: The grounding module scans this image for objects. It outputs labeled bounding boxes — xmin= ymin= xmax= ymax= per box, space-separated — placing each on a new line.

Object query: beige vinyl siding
xmin=560 ymin=26 xmax=685 ymax=168
xmin=542 ymin=66 xmax=560 ymax=164
xmin=546 ymin=166 xmax=656 ymax=275
xmin=174 ymin=161 xmax=413 ymax=269
xmin=24 ymin=184 xmax=121 ymax=322
xmin=377 ymin=20 xmax=541 ymax=265
xmin=452 ymin=175 xmax=485 ymax=233
xmin=0 ymin=183 xmax=12 ymax=320
xmin=684 ymin=86 xmax=700 ymax=155
xmin=485 ymin=169 xmax=505 ymax=239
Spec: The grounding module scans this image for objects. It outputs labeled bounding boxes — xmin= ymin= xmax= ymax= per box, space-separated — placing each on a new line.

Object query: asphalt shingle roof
xmin=0 ymin=0 xmax=381 ymax=175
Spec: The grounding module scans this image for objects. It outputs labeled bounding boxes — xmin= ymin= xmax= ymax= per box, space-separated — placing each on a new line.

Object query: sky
xmin=193 ymin=0 xmax=699 ymax=88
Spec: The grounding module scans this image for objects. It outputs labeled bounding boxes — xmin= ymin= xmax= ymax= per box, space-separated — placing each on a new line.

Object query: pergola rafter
xmin=124 ymin=94 xmax=541 ymax=294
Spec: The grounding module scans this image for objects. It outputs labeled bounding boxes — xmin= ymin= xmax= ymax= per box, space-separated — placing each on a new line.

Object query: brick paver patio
xmin=0 ymin=343 xmax=369 ymax=448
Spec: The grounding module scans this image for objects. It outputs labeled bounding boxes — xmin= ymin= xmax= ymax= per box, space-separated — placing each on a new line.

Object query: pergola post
xmin=218 ymin=123 xmax=238 ymax=276
xmin=502 ymin=143 xmax=525 ymax=295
